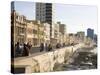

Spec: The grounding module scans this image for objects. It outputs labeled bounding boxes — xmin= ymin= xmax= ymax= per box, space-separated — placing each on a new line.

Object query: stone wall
xmin=13 ymin=43 xmax=83 ymax=73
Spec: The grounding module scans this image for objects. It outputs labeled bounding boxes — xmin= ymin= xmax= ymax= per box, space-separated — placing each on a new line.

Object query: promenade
xmin=12 ymin=43 xmax=84 ymax=73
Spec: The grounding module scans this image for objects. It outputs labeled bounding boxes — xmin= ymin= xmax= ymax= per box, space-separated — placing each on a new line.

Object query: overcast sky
xmin=14 ymin=1 xmax=97 ymax=35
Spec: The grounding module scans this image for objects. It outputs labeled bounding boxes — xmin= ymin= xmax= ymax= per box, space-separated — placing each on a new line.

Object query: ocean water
xmin=54 ymin=47 xmax=97 ymax=71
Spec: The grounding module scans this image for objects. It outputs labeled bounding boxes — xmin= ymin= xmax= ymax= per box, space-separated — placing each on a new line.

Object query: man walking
xmin=40 ymin=43 xmax=44 ymax=52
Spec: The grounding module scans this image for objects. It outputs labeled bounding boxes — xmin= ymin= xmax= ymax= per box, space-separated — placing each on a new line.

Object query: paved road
xmin=30 ymin=47 xmax=40 ymax=53
xmin=14 ymin=44 xmax=78 ymax=58
xmin=30 ymin=45 xmax=73 ymax=54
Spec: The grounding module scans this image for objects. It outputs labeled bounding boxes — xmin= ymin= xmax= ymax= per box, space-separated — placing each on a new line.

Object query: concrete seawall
xmin=13 ymin=43 xmax=84 ymax=73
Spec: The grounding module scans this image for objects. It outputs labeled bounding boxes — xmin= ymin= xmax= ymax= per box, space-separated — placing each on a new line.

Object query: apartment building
xmin=43 ymin=23 xmax=50 ymax=44
xmin=11 ymin=10 xmax=27 ymax=45
xmin=36 ymin=3 xmax=54 ymax=39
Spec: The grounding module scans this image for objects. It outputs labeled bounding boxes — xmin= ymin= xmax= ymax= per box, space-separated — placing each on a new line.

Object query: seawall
xmin=12 ymin=43 xmax=84 ymax=73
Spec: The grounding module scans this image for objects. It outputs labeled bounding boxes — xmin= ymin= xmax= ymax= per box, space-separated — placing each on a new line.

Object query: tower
xmin=36 ymin=3 xmax=53 ymax=38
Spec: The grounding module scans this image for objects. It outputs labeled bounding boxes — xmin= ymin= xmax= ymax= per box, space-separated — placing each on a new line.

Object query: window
xmin=33 ymin=29 xmax=37 ymax=34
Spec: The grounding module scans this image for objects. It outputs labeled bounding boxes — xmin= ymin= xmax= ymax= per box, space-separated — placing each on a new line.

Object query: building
xmin=36 ymin=3 xmax=53 ymax=38
xmin=94 ymin=34 xmax=97 ymax=44
xmin=26 ymin=20 xmax=35 ymax=47
xmin=54 ymin=23 xmax=59 ymax=40
xmin=59 ymin=32 xmax=63 ymax=44
xmin=11 ymin=11 xmax=27 ymax=45
xmin=57 ymin=22 xmax=66 ymax=45
xmin=43 ymin=23 xmax=50 ymax=44
xmin=77 ymin=31 xmax=85 ymax=42
xmin=57 ymin=22 xmax=66 ymax=35
xmin=11 ymin=10 xmax=45 ymax=47
xmin=36 ymin=3 xmax=53 ymax=25
xmin=87 ymin=28 xmax=94 ymax=39
xmin=68 ymin=33 xmax=75 ymax=45
xmin=37 ymin=21 xmax=44 ymax=46
xmin=32 ymin=21 xmax=39 ymax=47
xmin=51 ymin=22 xmax=59 ymax=46
xmin=26 ymin=20 xmax=45 ymax=47
xmin=66 ymin=34 xmax=70 ymax=45
xmin=84 ymin=36 xmax=93 ymax=45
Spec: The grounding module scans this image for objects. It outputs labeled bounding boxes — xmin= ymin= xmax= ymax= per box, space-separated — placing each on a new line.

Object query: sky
xmin=13 ymin=1 xmax=97 ymax=35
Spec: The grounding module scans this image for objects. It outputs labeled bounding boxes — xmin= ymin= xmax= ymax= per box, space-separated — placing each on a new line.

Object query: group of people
xmin=40 ymin=43 xmax=53 ymax=52
xmin=14 ymin=42 xmax=66 ymax=57
xmin=39 ymin=43 xmax=66 ymax=52
xmin=15 ymin=42 xmax=32 ymax=57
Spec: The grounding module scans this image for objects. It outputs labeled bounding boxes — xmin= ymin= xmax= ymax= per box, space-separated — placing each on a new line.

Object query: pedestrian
xmin=44 ymin=42 xmax=48 ymax=51
xmin=45 ymin=43 xmax=48 ymax=51
xmin=40 ymin=43 xmax=44 ymax=52
xmin=72 ymin=46 xmax=74 ymax=53
xmin=44 ymin=43 xmax=45 ymax=51
xmin=15 ymin=42 xmax=20 ymax=57
xmin=56 ymin=43 xmax=60 ymax=48
xmin=48 ymin=44 xmax=52 ymax=51
xmin=27 ymin=42 xmax=32 ymax=55
xmin=56 ymin=43 xmax=58 ymax=48
xmin=19 ymin=43 xmax=24 ymax=56
xmin=22 ymin=43 xmax=29 ymax=56
xmin=27 ymin=42 xmax=32 ymax=50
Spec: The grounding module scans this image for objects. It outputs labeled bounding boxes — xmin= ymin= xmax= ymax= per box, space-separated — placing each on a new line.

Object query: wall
xmin=13 ymin=43 xmax=83 ymax=73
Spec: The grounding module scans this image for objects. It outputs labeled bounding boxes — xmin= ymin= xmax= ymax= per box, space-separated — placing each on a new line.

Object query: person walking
xmin=44 ymin=42 xmax=48 ymax=51
xmin=27 ymin=42 xmax=32 ymax=56
xmin=40 ymin=43 xmax=44 ymax=52
xmin=22 ymin=43 xmax=29 ymax=56
xmin=48 ymin=44 xmax=52 ymax=51
xmin=19 ymin=43 xmax=24 ymax=56
xmin=45 ymin=43 xmax=48 ymax=51
xmin=15 ymin=42 xmax=20 ymax=57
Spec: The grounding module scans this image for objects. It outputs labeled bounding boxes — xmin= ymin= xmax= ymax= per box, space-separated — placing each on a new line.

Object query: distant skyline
xmin=14 ymin=1 xmax=97 ymax=35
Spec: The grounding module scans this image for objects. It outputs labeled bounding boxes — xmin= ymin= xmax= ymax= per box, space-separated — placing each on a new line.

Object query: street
xmin=30 ymin=44 xmax=76 ymax=54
